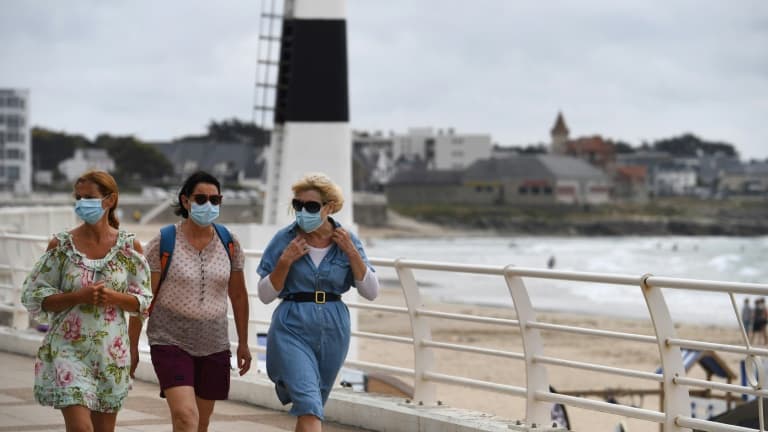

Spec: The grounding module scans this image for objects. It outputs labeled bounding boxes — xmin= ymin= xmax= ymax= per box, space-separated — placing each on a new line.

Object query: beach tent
xmin=655 ymin=349 xmax=736 ymax=381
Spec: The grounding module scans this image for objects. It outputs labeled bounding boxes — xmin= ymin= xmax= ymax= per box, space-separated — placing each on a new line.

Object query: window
xmin=7 ymin=166 xmax=20 ymax=180
xmin=531 ymin=186 xmax=540 ymax=195
xmin=7 ymin=115 xmax=24 ymax=127
xmin=0 ymin=166 xmax=4 ymax=176
xmin=0 ymin=115 xmax=4 ymax=124
xmin=475 ymin=185 xmax=483 ymax=192
xmin=451 ymin=150 xmax=464 ymax=157
xmin=6 ymin=132 xmax=23 ymax=142
xmin=544 ymin=186 xmax=552 ymax=195
xmin=518 ymin=186 xmax=528 ymax=194
xmin=6 ymin=149 xmax=21 ymax=159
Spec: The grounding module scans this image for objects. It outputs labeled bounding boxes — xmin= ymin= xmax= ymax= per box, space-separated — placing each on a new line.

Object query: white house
xmin=58 ymin=148 xmax=116 ymax=181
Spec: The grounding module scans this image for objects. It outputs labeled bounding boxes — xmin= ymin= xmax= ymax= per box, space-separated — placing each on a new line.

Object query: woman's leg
xmin=295 ymin=414 xmax=321 ymax=432
xmin=195 ymin=397 xmax=216 ymax=432
xmin=61 ymin=405 xmax=93 ymax=432
xmin=164 ymin=386 xmax=200 ymax=432
xmin=90 ymin=411 xmax=117 ymax=432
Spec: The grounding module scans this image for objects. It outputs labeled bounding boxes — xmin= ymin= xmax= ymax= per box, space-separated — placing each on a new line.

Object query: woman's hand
xmin=331 ymin=227 xmax=359 ymax=258
xmin=78 ymin=280 xmax=107 ymax=305
xmin=236 ymin=343 xmax=252 ymax=376
xmin=280 ymin=236 xmax=309 ymax=264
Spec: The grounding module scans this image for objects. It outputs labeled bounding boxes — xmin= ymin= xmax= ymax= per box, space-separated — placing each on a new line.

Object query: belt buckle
xmin=314 ymin=291 xmax=326 ymax=304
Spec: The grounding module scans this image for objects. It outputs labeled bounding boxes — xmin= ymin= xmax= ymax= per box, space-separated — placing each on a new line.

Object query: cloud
xmin=1 ymin=0 xmax=766 ymax=158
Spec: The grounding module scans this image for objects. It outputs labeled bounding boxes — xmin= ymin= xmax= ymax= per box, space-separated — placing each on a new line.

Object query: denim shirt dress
xmin=256 ymin=219 xmax=373 ymax=419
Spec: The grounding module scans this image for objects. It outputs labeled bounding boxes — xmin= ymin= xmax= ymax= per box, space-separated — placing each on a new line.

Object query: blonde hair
xmin=74 ymin=170 xmax=120 ymax=229
xmin=291 ymin=173 xmax=344 ymax=214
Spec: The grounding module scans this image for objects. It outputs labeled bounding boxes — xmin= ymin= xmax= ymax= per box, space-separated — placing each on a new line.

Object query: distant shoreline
xmin=383 ymin=198 xmax=768 ymax=237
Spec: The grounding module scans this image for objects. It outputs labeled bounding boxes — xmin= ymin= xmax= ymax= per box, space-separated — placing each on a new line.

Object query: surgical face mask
xmin=74 ymin=198 xmax=106 ymax=225
xmin=295 ymin=209 xmax=324 ymax=232
xmin=190 ymin=202 xmax=220 ymax=227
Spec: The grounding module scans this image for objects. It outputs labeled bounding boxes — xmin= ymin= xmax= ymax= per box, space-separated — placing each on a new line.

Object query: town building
xmin=151 ymin=140 xmax=266 ymax=187
xmin=392 ymin=127 xmax=492 ymax=171
xmin=386 ymin=154 xmax=611 ymax=206
xmin=0 ymin=89 xmax=32 ymax=194
xmin=549 ymin=112 xmax=615 ymax=171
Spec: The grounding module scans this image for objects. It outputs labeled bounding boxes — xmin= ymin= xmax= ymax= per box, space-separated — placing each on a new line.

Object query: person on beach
xmin=257 ymin=173 xmax=379 ymax=432
xmin=128 ymin=171 xmax=251 ymax=432
xmin=741 ymin=298 xmax=753 ymax=338
xmin=21 ymin=170 xmax=153 ymax=432
xmin=751 ymin=298 xmax=767 ymax=345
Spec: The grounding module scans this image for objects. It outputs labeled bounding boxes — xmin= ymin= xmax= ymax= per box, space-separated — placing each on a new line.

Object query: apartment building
xmin=0 ymin=89 xmax=32 ymax=194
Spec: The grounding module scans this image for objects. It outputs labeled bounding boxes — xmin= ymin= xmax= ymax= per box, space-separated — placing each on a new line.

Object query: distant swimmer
xmin=547 ymin=256 xmax=556 ymax=269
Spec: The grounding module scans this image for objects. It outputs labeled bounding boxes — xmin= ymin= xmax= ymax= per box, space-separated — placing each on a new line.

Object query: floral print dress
xmin=21 ymin=231 xmax=152 ymax=412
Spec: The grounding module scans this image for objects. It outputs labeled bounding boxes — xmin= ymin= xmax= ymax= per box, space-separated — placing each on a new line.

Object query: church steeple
xmin=550 ymin=111 xmax=570 ymax=154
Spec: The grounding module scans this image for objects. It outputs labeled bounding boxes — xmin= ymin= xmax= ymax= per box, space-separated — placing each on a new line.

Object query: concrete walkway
xmin=0 ymin=351 xmax=365 ymax=432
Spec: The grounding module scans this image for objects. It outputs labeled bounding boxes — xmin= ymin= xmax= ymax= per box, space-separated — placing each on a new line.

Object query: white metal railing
xmin=2 ymin=232 xmax=768 ymax=432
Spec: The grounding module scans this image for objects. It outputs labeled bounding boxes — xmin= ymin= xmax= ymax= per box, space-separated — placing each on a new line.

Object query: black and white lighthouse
xmin=262 ymin=0 xmax=353 ymax=227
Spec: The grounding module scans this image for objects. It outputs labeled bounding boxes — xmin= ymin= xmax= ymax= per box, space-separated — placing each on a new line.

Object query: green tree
xmin=94 ymin=134 xmax=174 ymax=183
xmin=652 ymin=133 xmax=737 ymax=157
xmin=31 ymin=127 xmax=90 ymax=176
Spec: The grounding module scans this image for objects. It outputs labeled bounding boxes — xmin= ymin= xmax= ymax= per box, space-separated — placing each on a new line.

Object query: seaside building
xmin=57 ymin=148 xmax=116 ymax=182
xmin=0 ymin=89 xmax=32 ymax=194
xmin=151 ymin=140 xmax=266 ymax=186
xmin=386 ymin=154 xmax=611 ymax=206
xmin=549 ymin=112 xmax=615 ymax=171
xmin=391 ymin=127 xmax=492 ymax=171
xmin=550 ymin=111 xmax=570 ymax=154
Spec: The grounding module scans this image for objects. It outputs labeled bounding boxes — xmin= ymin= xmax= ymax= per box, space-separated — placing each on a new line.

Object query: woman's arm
xmin=228 ymin=270 xmax=251 ymax=376
xmin=129 ymin=271 xmax=160 ymax=378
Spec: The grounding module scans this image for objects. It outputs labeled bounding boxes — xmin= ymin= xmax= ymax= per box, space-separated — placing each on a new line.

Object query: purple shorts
xmin=150 ymin=345 xmax=231 ymax=400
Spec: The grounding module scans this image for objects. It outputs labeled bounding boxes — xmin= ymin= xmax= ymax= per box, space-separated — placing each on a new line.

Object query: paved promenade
xmin=0 ymin=351 xmax=364 ymax=432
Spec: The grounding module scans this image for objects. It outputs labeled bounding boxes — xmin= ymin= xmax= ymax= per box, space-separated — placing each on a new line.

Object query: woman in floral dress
xmin=21 ymin=170 xmax=152 ymax=432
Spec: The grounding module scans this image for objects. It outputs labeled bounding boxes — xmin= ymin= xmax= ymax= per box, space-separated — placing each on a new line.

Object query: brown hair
xmin=74 ymin=170 xmax=120 ymax=229
xmin=291 ymin=173 xmax=344 ymax=214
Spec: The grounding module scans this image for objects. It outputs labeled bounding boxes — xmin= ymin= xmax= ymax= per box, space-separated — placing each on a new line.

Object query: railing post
xmin=505 ymin=267 xmax=551 ymax=427
xmin=641 ymin=274 xmax=691 ymax=432
xmin=395 ymin=258 xmax=437 ymax=405
xmin=9 ymin=239 xmax=30 ymax=330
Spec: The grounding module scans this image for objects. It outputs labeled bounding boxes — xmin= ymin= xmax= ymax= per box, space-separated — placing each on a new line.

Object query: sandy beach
xmin=357 ymin=287 xmax=745 ymax=432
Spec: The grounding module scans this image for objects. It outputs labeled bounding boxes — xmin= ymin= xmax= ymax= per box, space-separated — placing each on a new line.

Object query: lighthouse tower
xmin=262 ymin=0 xmax=353 ymax=228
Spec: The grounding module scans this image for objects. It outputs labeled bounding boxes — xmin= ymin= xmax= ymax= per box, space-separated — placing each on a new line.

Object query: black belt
xmin=282 ymin=291 xmax=341 ymax=304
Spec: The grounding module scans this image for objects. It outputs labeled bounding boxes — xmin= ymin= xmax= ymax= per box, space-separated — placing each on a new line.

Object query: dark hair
xmin=75 ymin=170 xmax=120 ymax=229
xmin=173 ymin=171 xmax=221 ymax=218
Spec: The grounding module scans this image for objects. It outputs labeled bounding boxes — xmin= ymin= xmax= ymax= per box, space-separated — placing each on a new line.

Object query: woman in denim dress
xmin=257 ymin=173 xmax=379 ymax=432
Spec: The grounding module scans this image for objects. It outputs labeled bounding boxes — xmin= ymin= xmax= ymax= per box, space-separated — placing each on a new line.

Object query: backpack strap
xmin=158 ymin=224 xmax=177 ymax=285
xmin=147 ymin=224 xmax=176 ymax=316
xmin=212 ymin=223 xmax=235 ymax=264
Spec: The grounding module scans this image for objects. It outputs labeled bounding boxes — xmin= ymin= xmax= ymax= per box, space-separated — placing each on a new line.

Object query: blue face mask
xmin=74 ymin=198 xmax=106 ymax=225
xmin=190 ymin=202 xmax=220 ymax=227
xmin=295 ymin=209 xmax=324 ymax=232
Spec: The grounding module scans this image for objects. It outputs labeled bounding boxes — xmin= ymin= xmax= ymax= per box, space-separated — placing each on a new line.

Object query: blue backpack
xmin=147 ymin=223 xmax=234 ymax=314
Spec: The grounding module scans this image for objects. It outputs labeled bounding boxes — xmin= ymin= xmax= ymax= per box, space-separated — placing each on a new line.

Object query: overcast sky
xmin=1 ymin=1 xmax=766 ymax=159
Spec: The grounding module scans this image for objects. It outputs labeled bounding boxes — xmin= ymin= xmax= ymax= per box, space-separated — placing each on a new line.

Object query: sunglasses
xmin=292 ymin=199 xmax=324 ymax=213
xmin=190 ymin=194 xmax=223 ymax=206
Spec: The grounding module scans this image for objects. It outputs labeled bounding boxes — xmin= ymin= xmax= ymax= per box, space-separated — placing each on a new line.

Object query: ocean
xmin=363 ymin=235 xmax=768 ymax=326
